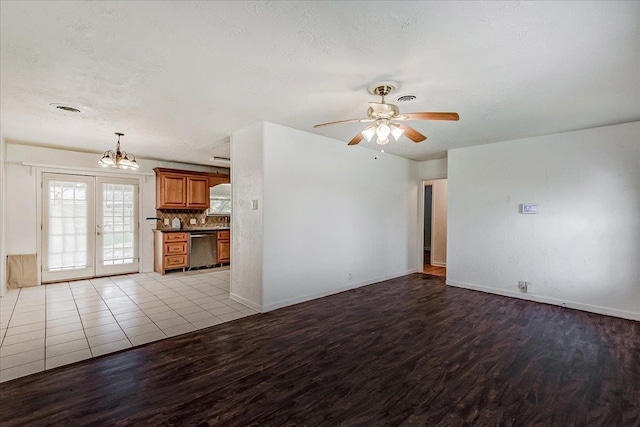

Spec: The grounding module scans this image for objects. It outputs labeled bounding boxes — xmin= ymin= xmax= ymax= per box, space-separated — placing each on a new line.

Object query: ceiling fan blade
xmin=396 ymin=123 xmax=427 ymax=142
xmin=348 ymin=132 xmax=364 ymax=146
xmin=398 ymin=112 xmax=459 ymax=121
xmin=313 ymin=118 xmax=373 ymax=128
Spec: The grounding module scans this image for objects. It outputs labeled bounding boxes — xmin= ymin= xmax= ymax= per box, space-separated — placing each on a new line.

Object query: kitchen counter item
xmin=153 ymin=227 xmax=230 ymax=232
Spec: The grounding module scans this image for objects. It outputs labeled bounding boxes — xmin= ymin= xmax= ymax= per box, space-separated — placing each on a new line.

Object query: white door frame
xmin=417 ymin=178 xmax=448 ymax=271
xmin=36 ymin=166 xmax=145 ymax=284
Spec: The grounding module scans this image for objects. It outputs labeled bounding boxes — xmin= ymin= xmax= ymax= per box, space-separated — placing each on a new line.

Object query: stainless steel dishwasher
xmin=189 ymin=233 xmax=217 ymax=269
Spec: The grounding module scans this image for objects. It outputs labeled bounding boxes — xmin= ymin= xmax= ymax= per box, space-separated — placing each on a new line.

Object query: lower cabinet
xmin=154 ymin=231 xmax=188 ymax=274
xmin=217 ymin=230 xmax=230 ymax=264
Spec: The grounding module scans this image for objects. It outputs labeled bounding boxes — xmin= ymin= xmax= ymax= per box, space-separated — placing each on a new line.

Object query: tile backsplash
xmin=156 ymin=209 xmax=230 ymax=230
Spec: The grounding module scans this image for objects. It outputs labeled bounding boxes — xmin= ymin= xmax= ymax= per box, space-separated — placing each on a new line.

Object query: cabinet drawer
xmin=218 ymin=230 xmax=230 ymax=240
xmin=164 ymin=254 xmax=187 ymax=268
xmin=163 ymin=232 xmax=188 ymax=243
xmin=165 ymin=242 xmax=187 ymax=255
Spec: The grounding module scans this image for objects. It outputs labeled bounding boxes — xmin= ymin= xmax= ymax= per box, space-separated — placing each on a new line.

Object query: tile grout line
xmin=90 ymin=277 xmax=133 ymax=351
xmin=69 ymin=281 xmax=93 ymax=361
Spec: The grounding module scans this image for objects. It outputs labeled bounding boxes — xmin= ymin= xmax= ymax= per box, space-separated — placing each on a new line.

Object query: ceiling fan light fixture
xmin=376 ymin=123 xmax=391 ymax=140
xmin=361 ymin=125 xmax=376 ymax=142
xmin=390 ymin=124 xmax=405 ymax=141
xmin=377 ymin=135 xmax=390 ymax=145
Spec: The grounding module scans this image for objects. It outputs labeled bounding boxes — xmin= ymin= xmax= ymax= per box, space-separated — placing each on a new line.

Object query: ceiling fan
xmin=314 ymin=83 xmax=459 ymax=146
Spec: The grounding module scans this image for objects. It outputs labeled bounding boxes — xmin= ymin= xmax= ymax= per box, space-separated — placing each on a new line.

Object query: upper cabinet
xmin=155 ymin=168 xmax=229 ymax=210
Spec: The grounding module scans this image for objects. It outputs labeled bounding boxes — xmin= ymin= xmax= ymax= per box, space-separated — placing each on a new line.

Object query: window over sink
xmin=207 ymin=183 xmax=231 ymax=216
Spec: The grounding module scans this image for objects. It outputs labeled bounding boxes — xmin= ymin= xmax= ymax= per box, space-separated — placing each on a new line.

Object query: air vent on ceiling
xmin=395 ymin=94 xmax=417 ymax=102
xmin=50 ymin=103 xmax=81 ymax=113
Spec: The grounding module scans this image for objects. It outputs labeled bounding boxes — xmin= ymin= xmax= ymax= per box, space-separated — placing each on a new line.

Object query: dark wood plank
xmin=0 ymin=274 xmax=638 ymax=426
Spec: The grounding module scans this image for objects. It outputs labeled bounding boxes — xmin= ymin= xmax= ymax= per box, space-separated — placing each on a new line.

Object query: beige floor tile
xmin=11 ymin=304 xmax=45 ymax=314
xmin=46 ymin=309 xmax=79 ymax=321
xmin=129 ymin=331 xmax=167 ymax=346
xmin=6 ymin=322 xmax=45 ymax=337
xmin=46 ymin=315 xmax=82 ymax=328
xmin=183 ymin=311 xmax=214 ymax=323
xmin=147 ymin=310 xmax=181 ymax=322
xmin=47 ymin=322 xmax=83 ymax=337
xmin=143 ymin=304 xmax=171 ymax=315
xmin=117 ymin=316 xmax=153 ymax=330
xmin=174 ymin=305 xmax=203 ymax=316
xmin=84 ymin=323 xmax=122 ymax=338
xmin=198 ymin=300 xmax=227 ymax=310
xmin=46 ymin=329 xmax=87 ymax=347
xmin=8 ymin=312 xmax=46 ymax=327
xmin=91 ymin=339 xmax=132 ymax=357
xmin=0 ymin=360 xmax=44 ymax=382
xmin=154 ymin=316 xmax=189 ymax=330
xmin=114 ymin=310 xmax=147 ymax=322
xmin=217 ymin=312 xmax=249 ymax=322
xmin=191 ymin=317 xmax=224 ymax=329
xmin=122 ymin=323 xmax=161 ymax=338
xmin=47 ymin=338 xmax=90 ymax=358
xmin=46 ymin=349 xmax=92 ymax=369
xmin=1 ymin=329 xmax=45 ymax=347
xmin=162 ymin=323 xmax=196 ymax=337
xmin=80 ymin=316 xmax=118 ymax=329
xmin=0 ymin=337 xmax=44 ymax=357
xmin=0 ymin=347 xmax=45 ymax=370
xmin=87 ymin=330 xmax=127 ymax=347
xmin=208 ymin=306 xmax=236 ymax=316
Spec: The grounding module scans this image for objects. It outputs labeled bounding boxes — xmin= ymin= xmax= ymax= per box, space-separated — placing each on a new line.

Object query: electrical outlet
xmin=163 ymin=218 xmax=169 ymax=226
xmin=189 ymin=218 xmax=196 ymax=225
xmin=518 ymin=281 xmax=528 ymax=292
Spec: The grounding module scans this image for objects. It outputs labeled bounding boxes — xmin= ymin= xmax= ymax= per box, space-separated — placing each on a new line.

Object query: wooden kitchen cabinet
xmin=155 ymin=168 xmax=230 ymax=210
xmin=154 ymin=231 xmax=188 ymax=274
xmin=217 ymin=230 xmax=230 ymax=263
xmin=187 ymin=176 xmax=210 ymax=209
xmin=157 ymin=172 xmax=187 ymax=208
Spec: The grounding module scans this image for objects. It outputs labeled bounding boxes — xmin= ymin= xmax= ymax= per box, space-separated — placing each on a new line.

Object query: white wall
xmin=4 ymin=143 xmax=226 ymax=280
xmin=229 ymin=123 xmax=264 ymax=311
xmin=260 ymin=122 xmax=418 ymax=311
xmin=418 ymin=158 xmax=447 ymax=180
xmin=0 ymin=136 xmax=6 ymax=296
xmin=447 ymin=121 xmax=640 ymax=320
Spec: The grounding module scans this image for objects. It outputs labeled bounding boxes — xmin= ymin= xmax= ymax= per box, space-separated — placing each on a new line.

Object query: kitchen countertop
xmin=153 ymin=227 xmax=230 ymax=232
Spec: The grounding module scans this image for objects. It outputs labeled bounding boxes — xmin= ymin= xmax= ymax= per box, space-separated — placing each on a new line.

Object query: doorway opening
xmin=422 ymin=179 xmax=447 ymax=277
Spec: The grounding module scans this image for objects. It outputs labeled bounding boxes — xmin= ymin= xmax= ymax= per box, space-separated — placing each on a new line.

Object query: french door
xmin=42 ymin=173 xmax=139 ymax=283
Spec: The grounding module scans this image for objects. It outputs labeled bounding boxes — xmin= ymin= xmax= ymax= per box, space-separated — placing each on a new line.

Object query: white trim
xmin=431 ymin=261 xmax=446 ymax=268
xmin=21 ymin=162 xmax=154 ymax=177
xmin=229 ymin=292 xmax=262 ymax=312
xmin=261 ymin=269 xmax=418 ymax=313
xmin=446 ymin=279 xmax=640 ymax=321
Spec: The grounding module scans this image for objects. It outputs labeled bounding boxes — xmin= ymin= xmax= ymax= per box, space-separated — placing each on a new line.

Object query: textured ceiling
xmin=1 ymin=1 xmax=639 ymax=165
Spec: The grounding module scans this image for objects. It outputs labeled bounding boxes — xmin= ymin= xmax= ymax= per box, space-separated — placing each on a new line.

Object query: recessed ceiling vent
xmin=50 ymin=103 xmax=81 ymax=113
xmin=395 ymin=94 xmax=417 ymax=102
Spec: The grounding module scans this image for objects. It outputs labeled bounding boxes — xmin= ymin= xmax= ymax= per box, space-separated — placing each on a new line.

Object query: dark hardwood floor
xmin=1 ymin=274 xmax=638 ymax=426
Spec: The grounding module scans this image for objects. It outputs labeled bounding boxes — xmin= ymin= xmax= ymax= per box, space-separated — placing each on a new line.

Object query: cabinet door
xmin=208 ymin=175 xmax=230 ymax=188
xmin=187 ymin=176 xmax=210 ymax=208
xmin=217 ymin=239 xmax=230 ymax=263
xmin=158 ymin=173 xmax=187 ymax=208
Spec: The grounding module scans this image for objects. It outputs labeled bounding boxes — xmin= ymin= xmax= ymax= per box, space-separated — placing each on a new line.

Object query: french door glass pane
xmin=46 ymin=179 xmax=88 ymax=271
xmin=102 ymin=183 xmax=136 ymax=266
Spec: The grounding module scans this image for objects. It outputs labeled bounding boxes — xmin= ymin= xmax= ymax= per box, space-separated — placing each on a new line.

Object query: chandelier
xmin=99 ymin=132 xmax=139 ymax=169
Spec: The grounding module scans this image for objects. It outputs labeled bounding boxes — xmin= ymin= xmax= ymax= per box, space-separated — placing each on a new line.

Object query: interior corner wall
xmin=425 ymin=179 xmax=448 ymax=267
xmin=229 ymin=122 xmax=264 ymax=311
xmin=0 ymin=136 xmax=6 ymax=297
xmin=417 ymin=158 xmax=448 ymax=180
xmin=260 ymin=122 xmax=418 ymax=311
xmin=447 ymin=121 xmax=640 ymax=320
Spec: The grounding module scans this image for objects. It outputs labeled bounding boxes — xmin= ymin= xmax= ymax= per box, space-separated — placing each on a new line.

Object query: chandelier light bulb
xmin=377 ymin=136 xmax=390 ymax=145
xmin=361 ymin=125 xmax=376 ymax=142
xmin=390 ymin=124 xmax=405 ymax=141
xmin=376 ymin=124 xmax=391 ymax=139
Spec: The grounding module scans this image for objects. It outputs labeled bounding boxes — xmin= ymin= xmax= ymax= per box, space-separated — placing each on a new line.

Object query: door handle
xmin=97 ymin=231 xmax=102 ymax=235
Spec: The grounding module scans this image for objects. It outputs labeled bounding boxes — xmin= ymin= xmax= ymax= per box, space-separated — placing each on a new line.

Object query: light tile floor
xmin=0 ymin=268 xmax=257 ymax=383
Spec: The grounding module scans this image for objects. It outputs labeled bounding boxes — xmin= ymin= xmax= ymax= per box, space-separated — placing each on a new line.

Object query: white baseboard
xmin=229 ymin=292 xmax=262 ymax=312
xmin=446 ymin=279 xmax=640 ymax=321
xmin=262 ymin=269 xmax=419 ymax=313
xmin=431 ymin=261 xmax=446 ymax=267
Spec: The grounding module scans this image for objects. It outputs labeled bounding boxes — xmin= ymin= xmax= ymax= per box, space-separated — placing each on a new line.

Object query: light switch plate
xmin=520 ymin=204 xmax=538 ymax=214
xmin=189 ymin=218 xmax=197 ymax=225
xmin=163 ymin=218 xmax=170 ymax=225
